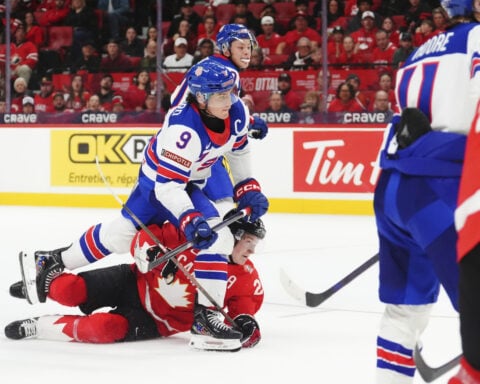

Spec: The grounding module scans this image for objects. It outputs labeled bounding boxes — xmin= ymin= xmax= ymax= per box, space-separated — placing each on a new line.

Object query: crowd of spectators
xmin=0 ymin=0 xmax=449 ymax=121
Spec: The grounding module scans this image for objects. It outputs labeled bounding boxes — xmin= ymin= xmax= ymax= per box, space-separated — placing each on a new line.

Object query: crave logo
xmin=293 ymin=130 xmax=384 ymax=193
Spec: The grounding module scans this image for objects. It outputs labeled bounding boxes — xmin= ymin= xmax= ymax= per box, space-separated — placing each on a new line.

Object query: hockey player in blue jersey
xmin=14 ymin=60 xmax=269 ymax=352
xmin=373 ymin=0 xmax=480 ymax=382
xmin=170 ymin=24 xmax=268 ymax=140
xmin=170 ymin=23 xmax=268 ymax=221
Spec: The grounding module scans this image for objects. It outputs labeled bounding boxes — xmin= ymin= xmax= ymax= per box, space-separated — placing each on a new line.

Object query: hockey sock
xmin=48 ymin=273 xmax=87 ymax=306
xmin=45 ymin=314 xmax=129 ymax=343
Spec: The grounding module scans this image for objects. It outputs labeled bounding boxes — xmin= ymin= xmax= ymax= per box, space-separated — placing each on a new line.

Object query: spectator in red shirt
xmin=377 ymin=71 xmax=397 ymax=111
xmin=432 ymin=6 xmax=449 ymax=33
xmin=257 ymin=16 xmax=283 ymax=58
xmin=345 ymin=73 xmax=370 ymax=110
xmin=100 ymin=39 xmax=134 ymax=73
xmin=8 ymin=24 xmax=38 ymax=84
xmin=413 ymin=18 xmax=437 ymax=46
xmin=371 ymin=29 xmax=397 ymax=71
xmin=337 ymin=35 xmax=364 ymax=68
xmin=288 ymin=0 xmax=317 ymax=30
xmin=124 ymin=70 xmax=152 ymax=111
xmin=276 ymin=11 xmax=322 ymax=55
xmin=21 ymin=95 xmax=35 ymax=114
xmin=35 ymin=0 xmax=70 ymax=27
xmin=196 ymin=14 xmax=219 ymax=47
xmin=24 ymin=11 xmax=46 ymax=47
xmin=381 ymin=16 xmax=401 ymax=47
xmin=350 ymin=10 xmax=378 ymax=62
xmin=11 ymin=76 xmax=32 ymax=112
xmin=327 ymin=25 xmax=346 ymax=64
xmin=277 ymin=73 xmax=303 ymax=112
xmin=316 ymin=68 xmax=336 ymax=112
xmin=64 ymin=73 xmax=90 ymax=112
xmin=328 ymin=82 xmax=366 ymax=113
xmin=34 ymin=76 xmax=55 ymax=113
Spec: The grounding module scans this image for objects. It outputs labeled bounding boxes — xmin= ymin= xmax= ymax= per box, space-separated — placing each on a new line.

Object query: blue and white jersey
xmin=396 ymin=22 xmax=480 ymax=134
xmin=170 ymin=54 xmax=241 ymax=108
xmin=138 ymin=98 xmax=250 ymax=221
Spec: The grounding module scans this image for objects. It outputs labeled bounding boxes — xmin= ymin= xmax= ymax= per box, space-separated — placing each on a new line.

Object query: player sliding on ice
xmin=6 ymin=215 xmax=266 ymax=350
xmin=12 ymin=60 xmax=269 ymax=352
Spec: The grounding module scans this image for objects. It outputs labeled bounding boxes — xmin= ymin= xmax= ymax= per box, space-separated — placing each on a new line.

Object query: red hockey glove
xmin=234 ymin=314 xmax=261 ymax=348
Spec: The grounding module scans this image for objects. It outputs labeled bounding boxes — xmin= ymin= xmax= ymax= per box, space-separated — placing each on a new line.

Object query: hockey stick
xmin=414 ymin=344 xmax=461 ymax=382
xmin=147 ymin=208 xmax=249 ymax=270
xmin=94 ymin=158 xmax=241 ymax=326
xmin=280 ymin=253 xmax=379 ymax=307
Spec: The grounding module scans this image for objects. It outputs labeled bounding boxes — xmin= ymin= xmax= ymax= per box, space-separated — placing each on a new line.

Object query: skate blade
xmin=18 ymin=251 xmax=39 ymax=305
xmin=189 ymin=334 xmax=241 ymax=352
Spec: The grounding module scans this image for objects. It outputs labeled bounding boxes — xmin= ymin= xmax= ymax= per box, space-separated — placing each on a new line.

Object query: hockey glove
xmin=134 ymin=244 xmax=163 ymax=274
xmin=234 ymin=178 xmax=269 ymax=222
xmin=234 ymin=314 xmax=261 ymax=348
xmin=179 ymin=210 xmax=218 ymax=250
xmin=249 ymin=116 xmax=268 ymax=140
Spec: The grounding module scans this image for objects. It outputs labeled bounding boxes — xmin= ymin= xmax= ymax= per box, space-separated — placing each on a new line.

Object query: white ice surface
xmin=0 ymin=206 xmax=460 ymax=383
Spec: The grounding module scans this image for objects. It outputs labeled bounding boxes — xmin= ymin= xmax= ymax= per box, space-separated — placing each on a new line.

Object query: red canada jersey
xmin=132 ymin=223 xmax=264 ymax=337
xmin=456 ymin=106 xmax=480 ymax=260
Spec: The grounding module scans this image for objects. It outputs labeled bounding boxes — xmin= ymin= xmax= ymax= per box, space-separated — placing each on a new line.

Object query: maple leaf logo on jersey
xmin=154 ymin=276 xmax=192 ymax=309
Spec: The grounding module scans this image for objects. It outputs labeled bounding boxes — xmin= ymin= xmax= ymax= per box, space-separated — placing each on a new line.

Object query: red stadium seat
xmin=248 ymin=2 xmax=265 ymax=18
xmin=273 ymin=2 xmax=296 ymax=25
xmin=162 ymin=21 xmax=171 ymax=37
xmin=193 ymin=4 xmax=206 ymax=17
xmin=215 ymin=4 xmax=236 ymax=25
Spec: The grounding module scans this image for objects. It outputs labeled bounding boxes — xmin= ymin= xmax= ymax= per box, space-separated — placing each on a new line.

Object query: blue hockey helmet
xmin=441 ymin=0 xmax=472 ymax=17
xmin=187 ymin=61 xmax=236 ymax=99
xmin=216 ymin=24 xmax=258 ymax=53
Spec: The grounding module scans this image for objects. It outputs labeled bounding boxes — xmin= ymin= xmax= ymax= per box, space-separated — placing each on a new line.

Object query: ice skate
xmin=9 ymin=280 xmax=26 ymax=299
xmin=19 ymin=245 xmax=69 ymax=304
xmin=4 ymin=318 xmax=38 ymax=340
xmin=189 ymin=304 xmax=242 ymax=352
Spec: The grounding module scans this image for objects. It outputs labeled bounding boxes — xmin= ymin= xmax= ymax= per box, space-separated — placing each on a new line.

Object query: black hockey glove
xmin=395 ymin=107 xmax=432 ymax=149
xmin=234 ymin=314 xmax=261 ymax=348
xmin=161 ymin=259 xmax=178 ymax=284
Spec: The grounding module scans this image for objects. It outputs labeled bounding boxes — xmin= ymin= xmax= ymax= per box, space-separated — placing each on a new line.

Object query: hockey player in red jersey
xmin=5 ymin=213 xmax=266 ymax=350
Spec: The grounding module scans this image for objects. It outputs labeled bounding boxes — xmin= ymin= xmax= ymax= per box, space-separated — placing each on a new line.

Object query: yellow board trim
xmin=0 ymin=193 xmax=374 ymax=215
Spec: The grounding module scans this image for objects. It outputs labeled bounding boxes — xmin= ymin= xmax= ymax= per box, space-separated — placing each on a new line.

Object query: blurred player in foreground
xmin=373 ymin=0 xmax=480 ymax=382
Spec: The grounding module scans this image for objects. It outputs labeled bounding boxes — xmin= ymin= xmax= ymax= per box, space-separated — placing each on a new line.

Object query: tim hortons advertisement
xmin=293 ymin=129 xmax=385 ymax=193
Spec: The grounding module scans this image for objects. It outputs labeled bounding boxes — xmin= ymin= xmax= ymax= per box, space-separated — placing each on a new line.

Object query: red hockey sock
xmin=55 ymin=313 xmax=129 ymax=343
xmin=48 ymin=273 xmax=87 ymax=306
